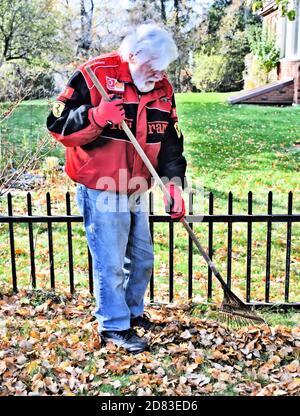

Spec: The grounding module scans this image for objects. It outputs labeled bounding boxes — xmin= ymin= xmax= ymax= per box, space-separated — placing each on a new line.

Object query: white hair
xmin=119 ymin=23 xmax=178 ymax=71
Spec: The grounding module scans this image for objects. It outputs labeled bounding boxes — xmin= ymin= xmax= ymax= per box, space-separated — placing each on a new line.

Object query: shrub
xmin=243 ymin=52 xmax=278 ymax=90
xmin=192 ymin=53 xmax=228 ymax=92
xmin=246 ymin=25 xmax=280 ymax=73
xmin=0 ymin=63 xmax=55 ymax=102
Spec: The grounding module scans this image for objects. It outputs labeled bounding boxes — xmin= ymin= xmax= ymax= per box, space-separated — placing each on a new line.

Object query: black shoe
xmin=130 ymin=312 xmax=154 ymax=330
xmin=101 ymin=328 xmax=149 ymax=354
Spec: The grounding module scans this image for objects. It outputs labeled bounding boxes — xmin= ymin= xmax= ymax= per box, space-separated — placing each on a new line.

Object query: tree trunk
xmin=77 ymin=0 xmax=94 ymax=55
xmin=174 ymin=0 xmax=180 ymax=26
xmin=160 ymin=0 xmax=166 ymax=23
xmin=173 ymin=0 xmax=181 ymax=91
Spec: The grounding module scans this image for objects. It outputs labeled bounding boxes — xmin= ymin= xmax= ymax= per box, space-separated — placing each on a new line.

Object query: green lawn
xmin=0 ymin=93 xmax=299 ymax=310
xmin=0 ymin=98 xmax=64 ymax=161
xmin=177 ymin=92 xmax=300 ymax=207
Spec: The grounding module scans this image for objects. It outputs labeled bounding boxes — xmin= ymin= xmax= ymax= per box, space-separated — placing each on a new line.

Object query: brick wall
xmin=279 ymin=60 xmax=300 ymax=104
xmin=243 ymin=83 xmax=295 ymax=104
xmin=295 ymin=66 xmax=300 ymax=104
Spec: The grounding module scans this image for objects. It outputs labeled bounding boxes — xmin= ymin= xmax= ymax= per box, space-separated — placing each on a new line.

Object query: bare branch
xmin=0 ymin=135 xmax=56 ymax=196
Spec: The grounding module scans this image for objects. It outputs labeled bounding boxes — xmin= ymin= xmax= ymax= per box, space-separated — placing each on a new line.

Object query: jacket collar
xmin=117 ymin=56 xmax=133 ymax=83
xmin=117 ymin=55 xmax=169 ymax=93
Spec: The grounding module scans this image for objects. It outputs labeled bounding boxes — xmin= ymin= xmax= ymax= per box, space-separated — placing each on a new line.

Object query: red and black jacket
xmin=46 ymin=52 xmax=187 ymax=193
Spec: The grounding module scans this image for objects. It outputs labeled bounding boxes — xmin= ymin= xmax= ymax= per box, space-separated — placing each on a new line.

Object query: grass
xmin=0 ymin=92 xmax=299 ymax=312
xmin=0 ymin=98 xmax=64 ymax=161
xmin=177 ymin=92 xmax=300 ymax=209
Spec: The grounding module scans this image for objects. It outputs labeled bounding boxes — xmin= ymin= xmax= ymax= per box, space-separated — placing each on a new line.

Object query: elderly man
xmin=47 ymin=23 xmax=187 ymax=354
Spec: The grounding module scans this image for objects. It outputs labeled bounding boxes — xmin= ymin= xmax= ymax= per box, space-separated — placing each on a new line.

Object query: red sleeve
xmin=46 ymin=70 xmax=103 ymax=147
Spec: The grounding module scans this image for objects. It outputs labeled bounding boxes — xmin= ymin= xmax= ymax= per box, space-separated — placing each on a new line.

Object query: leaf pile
xmin=0 ymin=289 xmax=299 ymax=396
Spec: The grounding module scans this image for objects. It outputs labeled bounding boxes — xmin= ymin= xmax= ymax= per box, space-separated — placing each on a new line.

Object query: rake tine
xmin=215 ymin=307 xmax=266 ymax=329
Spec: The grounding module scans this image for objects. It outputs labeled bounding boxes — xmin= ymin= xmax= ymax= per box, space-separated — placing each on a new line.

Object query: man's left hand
xmin=163 ymin=182 xmax=186 ymax=221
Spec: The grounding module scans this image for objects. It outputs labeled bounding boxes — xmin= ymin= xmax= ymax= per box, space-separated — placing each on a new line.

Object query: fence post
xmin=169 ymin=215 xmax=174 ymax=303
xmin=188 ymin=190 xmax=194 ymax=299
xmin=265 ymin=191 xmax=273 ymax=303
xmin=246 ymin=191 xmax=253 ymax=303
xmin=7 ymin=193 xmax=17 ymax=292
xmin=149 ymin=191 xmax=154 ymax=302
xmin=27 ymin=192 xmax=36 ymax=288
xmin=46 ymin=192 xmax=55 ymax=289
xmin=66 ymin=192 xmax=75 ymax=293
xmin=227 ymin=192 xmax=233 ymax=289
xmin=208 ymin=192 xmax=214 ymax=300
xmin=285 ymin=191 xmax=293 ymax=303
xmin=88 ymin=248 xmax=93 ymax=294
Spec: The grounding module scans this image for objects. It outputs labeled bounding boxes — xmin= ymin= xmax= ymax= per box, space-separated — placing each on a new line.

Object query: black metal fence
xmin=0 ymin=190 xmax=299 ymax=309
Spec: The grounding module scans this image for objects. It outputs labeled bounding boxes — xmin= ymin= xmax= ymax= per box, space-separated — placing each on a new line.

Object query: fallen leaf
xmin=180 ymin=329 xmax=193 ymax=339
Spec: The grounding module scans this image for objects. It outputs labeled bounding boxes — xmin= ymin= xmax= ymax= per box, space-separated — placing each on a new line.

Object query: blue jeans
xmin=75 ymin=183 xmax=154 ymax=332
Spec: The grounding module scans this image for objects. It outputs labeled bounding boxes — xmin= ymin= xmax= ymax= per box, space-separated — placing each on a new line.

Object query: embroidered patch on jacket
xmin=106 ymin=76 xmax=125 ymax=92
xmin=171 ymin=107 xmax=178 ymax=121
xmin=57 ymin=86 xmax=75 ymax=102
xmin=62 ymin=86 xmax=75 ymax=99
xmin=174 ymin=122 xmax=182 ymax=138
xmin=52 ymin=101 xmax=65 ymax=118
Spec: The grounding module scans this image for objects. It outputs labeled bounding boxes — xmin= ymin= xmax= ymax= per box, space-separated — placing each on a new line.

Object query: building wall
xmin=283 ymin=0 xmax=300 ymax=59
xmin=262 ymin=0 xmax=300 ymax=59
xmin=278 ymin=60 xmax=300 ymax=103
xmin=261 ymin=0 xmax=300 ymax=103
xmin=280 ymin=1 xmax=300 ymax=103
xmin=264 ymin=7 xmax=279 ymax=39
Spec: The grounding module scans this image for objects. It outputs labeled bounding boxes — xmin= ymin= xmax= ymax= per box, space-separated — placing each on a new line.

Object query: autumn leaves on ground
xmin=0 ymin=289 xmax=299 ymax=396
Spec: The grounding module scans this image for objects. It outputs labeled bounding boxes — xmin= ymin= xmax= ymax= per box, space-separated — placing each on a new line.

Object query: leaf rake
xmin=86 ymin=65 xmax=266 ymax=329
xmin=181 ymin=219 xmax=266 ymax=328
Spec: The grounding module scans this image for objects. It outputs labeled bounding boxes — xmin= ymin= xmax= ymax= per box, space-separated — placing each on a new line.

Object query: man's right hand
xmin=92 ymin=94 xmax=125 ymax=128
